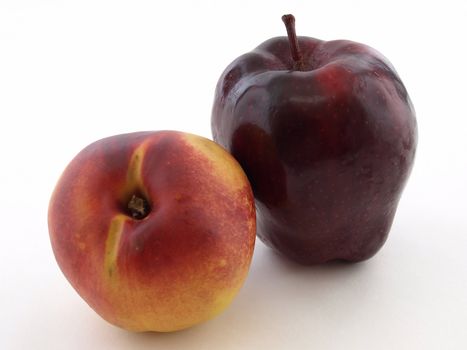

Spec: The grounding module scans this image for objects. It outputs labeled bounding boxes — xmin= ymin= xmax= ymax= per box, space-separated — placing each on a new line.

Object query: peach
xmin=48 ymin=131 xmax=256 ymax=332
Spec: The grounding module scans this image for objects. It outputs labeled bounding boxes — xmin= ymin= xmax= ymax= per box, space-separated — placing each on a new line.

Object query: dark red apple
xmin=211 ymin=14 xmax=417 ymax=264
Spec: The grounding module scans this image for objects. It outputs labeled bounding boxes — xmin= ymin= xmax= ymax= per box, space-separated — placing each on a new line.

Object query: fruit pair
xmin=48 ymin=15 xmax=417 ymax=332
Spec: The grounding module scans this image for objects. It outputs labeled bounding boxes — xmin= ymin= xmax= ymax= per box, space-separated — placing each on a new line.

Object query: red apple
xmin=48 ymin=131 xmax=256 ymax=332
xmin=211 ymin=15 xmax=417 ymax=264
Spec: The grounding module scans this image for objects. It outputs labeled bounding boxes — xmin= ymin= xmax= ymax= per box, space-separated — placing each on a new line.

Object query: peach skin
xmin=48 ymin=131 xmax=256 ymax=332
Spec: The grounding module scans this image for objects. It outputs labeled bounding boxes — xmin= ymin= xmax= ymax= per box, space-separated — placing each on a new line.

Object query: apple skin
xmin=48 ymin=131 xmax=256 ymax=332
xmin=212 ymin=33 xmax=417 ymax=264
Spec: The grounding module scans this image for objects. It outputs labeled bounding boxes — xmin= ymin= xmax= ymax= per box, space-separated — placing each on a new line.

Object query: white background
xmin=1 ymin=0 xmax=467 ymax=349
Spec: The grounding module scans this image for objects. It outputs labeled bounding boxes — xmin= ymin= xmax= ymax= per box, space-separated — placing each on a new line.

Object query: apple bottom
xmin=255 ymin=199 xmax=397 ymax=265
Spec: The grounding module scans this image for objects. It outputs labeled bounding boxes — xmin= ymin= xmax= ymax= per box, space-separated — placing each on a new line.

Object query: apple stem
xmin=127 ymin=194 xmax=150 ymax=220
xmin=281 ymin=14 xmax=304 ymax=71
